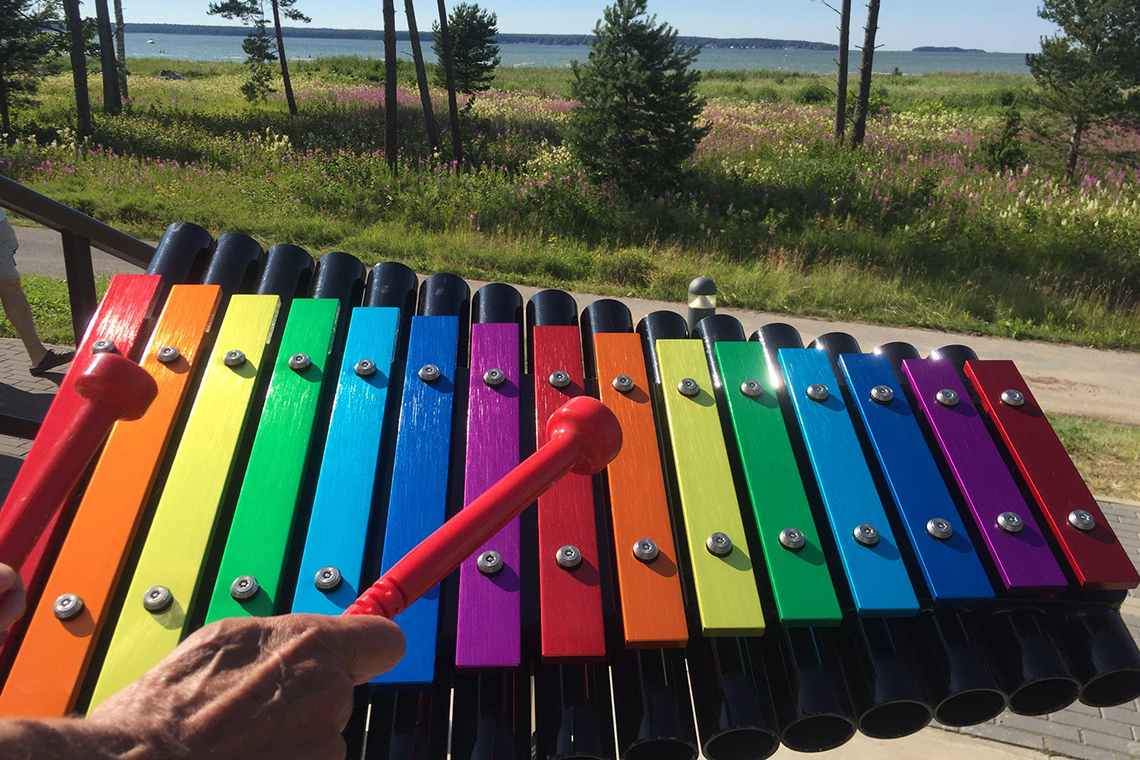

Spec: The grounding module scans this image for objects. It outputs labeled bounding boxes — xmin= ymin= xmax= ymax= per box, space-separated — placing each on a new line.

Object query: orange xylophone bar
xmin=0 ymin=352 xmax=157 ymax=570
xmin=346 ymin=395 xmax=622 ymax=619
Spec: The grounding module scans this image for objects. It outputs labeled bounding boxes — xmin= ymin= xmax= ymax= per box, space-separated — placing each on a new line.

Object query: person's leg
xmin=0 ymin=278 xmax=48 ymax=366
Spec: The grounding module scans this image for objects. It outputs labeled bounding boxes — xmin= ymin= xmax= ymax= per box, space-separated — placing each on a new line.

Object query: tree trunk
xmin=383 ymin=0 xmax=398 ymax=168
xmin=851 ymin=0 xmax=880 ymax=148
xmin=270 ymin=0 xmax=298 ymax=115
xmin=406 ymin=0 xmax=439 ymax=151
xmin=835 ymin=0 xmax=851 ymax=143
xmin=1066 ymin=116 xmax=1086 ymax=179
xmin=94 ymin=0 xmax=121 ymax=114
xmin=435 ymin=0 xmax=463 ymax=161
xmin=63 ymin=0 xmax=92 ymax=135
xmin=0 ymin=73 xmax=11 ymax=137
xmin=114 ymin=0 xmax=128 ymax=99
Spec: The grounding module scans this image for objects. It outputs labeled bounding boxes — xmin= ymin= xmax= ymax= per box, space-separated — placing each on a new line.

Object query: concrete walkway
xmin=10 ymin=223 xmax=1140 ymax=426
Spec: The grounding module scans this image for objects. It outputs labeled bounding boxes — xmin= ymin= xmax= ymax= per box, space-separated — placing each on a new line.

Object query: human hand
xmin=0 ymin=564 xmax=26 ymax=631
xmin=87 ymin=613 xmax=405 ymax=760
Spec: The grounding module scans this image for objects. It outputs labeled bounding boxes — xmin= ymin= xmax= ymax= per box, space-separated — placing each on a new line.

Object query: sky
xmin=123 ymin=0 xmax=1061 ymax=54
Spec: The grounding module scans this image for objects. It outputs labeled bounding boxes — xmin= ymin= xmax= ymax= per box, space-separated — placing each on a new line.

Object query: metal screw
xmin=936 ymin=388 xmax=960 ymax=407
xmin=612 ymin=374 xmax=634 ymax=393
xmin=230 ymin=575 xmax=259 ymax=601
xmin=354 ymin=359 xmax=376 ymax=377
xmin=418 ymin=364 xmax=441 ymax=383
xmin=556 ymin=545 xmax=582 ymax=569
xmin=54 ymin=593 xmax=84 ymax=621
xmin=806 ymin=383 xmax=829 ymax=401
xmin=1068 ymin=509 xmax=1096 ymax=532
xmin=677 ymin=378 xmax=700 ymax=397
xmin=706 ymin=532 xmax=733 ymax=557
xmin=1001 ymin=389 xmax=1025 ymax=407
xmin=633 ymin=538 xmax=659 ymax=562
xmin=853 ymin=524 xmax=880 ymax=547
xmin=779 ymin=527 xmax=806 ymax=551
xmin=478 ymin=551 xmax=504 ymax=575
xmin=143 ymin=585 xmax=173 ymax=613
xmin=926 ymin=518 xmax=954 ymax=540
xmin=289 ymin=353 xmax=311 ymax=371
xmin=870 ymin=385 xmax=894 ymax=404
xmin=997 ymin=511 xmax=1024 ymax=534
xmin=549 ymin=370 xmax=571 ymax=389
xmin=223 ymin=349 xmax=246 ymax=367
xmin=91 ymin=338 xmax=116 ymax=354
xmin=740 ymin=380 xmax=763 ymax=398
xmin=314 ymin=566 xmax=342 ymax=591
xmin=157 ymin=345 xmax=181 ymax=364
xmin=483 ymin=368 xmax=505 ymax=387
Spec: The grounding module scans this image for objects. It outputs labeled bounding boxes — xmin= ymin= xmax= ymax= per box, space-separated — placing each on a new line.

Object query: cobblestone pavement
xmin=0 ymin=335 xmax=1138 ymax=758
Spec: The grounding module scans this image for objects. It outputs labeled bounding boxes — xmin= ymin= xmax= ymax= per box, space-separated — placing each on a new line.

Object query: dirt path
xmin=13 ymin=224 xmax=1140 ymax=426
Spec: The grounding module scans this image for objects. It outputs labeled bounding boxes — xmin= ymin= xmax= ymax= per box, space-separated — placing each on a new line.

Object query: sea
xmin=124 ymin=32 xmax=1031 ymax=76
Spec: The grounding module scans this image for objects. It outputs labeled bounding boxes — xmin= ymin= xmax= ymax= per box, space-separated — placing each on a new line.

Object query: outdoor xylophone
xmin=0 ymin=221 xmax=1137 ymax=760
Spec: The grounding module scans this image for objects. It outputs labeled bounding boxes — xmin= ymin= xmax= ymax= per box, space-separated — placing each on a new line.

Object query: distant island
xmin=124 ymin=23 xmax=837 ymax=50
xmin=913 ymin=46 xmax=987 ymax=53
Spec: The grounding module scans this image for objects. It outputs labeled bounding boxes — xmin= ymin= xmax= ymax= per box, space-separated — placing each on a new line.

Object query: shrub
xmin=796 ymin=83 xmax=834 ymax=104
xmin=565 ymin=0 xmax=709 ymax=193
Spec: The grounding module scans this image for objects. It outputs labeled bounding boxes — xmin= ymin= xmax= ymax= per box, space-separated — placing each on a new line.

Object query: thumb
xmin=314 ymin=613 xmax=406 ymax=685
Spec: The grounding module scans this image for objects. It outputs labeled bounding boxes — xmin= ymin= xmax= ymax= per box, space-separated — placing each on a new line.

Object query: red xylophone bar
xmin=346 ymin=395 xmax=622 ymax=618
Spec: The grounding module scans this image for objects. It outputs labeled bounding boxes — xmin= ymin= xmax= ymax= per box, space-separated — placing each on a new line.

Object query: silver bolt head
xmin=926 ymin=518 xmax=954 ymax=540
xmin=230 ymin=575 xmax=259 ymax=601
xmin=157 ymin=345 xmax=181 ymax=364
xmin=740 ymin=380 xmax=763 ymax=398
xmin=478 ymin=550 xmax=504 ymax=575
xmin=1001 ymin=389 xmax=1026 ymax=407
xmin=549 ymin=370 xmax=571 ymax=388
xmin=289 ymin=352 xmax=311 ymax=371
xmin=854 ymin=523 xmax=880 ymax=547
xmin=678 ymin=378 xmax=700 ymax=397
xmin=612 ymin=374 xmax=635 ymax=393
xmin=354 ymin=359 xmax=376 ymax=377
xmin=91 ymin=338 xmax=116 ymax=354
xmin=556 ymin=544 xmax=582 ymax=569
xmin=997 ymin=511 xmax=1024 ymax=533
xmin=936 ymin=388 xmax=960 ymax=407
xmin=706 ymin=532 xmax=734 ymax=557
xmin=143 ymin=585 xmax=173 ymax=613
xmin=870 ymin=385 xmax=894 ymax=404
xmin=314 ymin=566 xmax=342 ymax=591
xmin=1068 ymin=509 xmax=1096 ymax=531
xmin=633 ymin=538 xmax=660 ymax=562
xmin=806 ymin=383 xmax=830 ymax=401
xmin=779 ymin=527 xmax=806 ymax=551
xmin=418 ymin=364 xmax=441 ymax=382
xmin=483 ymin=368 xmax=506 ymax=386
xmin=223 ymin=349 xmax=246 ymax=367
xmin=54 ymin=593 xmax=84 ymax=621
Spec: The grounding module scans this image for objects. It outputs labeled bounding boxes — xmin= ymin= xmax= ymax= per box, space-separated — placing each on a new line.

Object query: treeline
xmin=122 ymin=23 xmax=836 ymax=50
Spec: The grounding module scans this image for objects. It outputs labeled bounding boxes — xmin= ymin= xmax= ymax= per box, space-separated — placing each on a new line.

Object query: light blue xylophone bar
xmin=778 ymin=348 xmax=919 ymax=616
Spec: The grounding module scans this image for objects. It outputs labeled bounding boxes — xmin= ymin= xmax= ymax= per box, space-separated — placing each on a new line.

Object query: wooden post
xmin=60 ymin=231 xmax=96 ymax=344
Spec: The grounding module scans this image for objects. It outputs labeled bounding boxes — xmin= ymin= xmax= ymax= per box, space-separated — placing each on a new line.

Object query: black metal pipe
xmin=257 ymin=243 xmax=313 ymax=303
xmin=364 ymin=684 xmax=451 ymax=760
xmin=838 ymin=616 xmax=933 ymax=739
xmin=750 ymin=324 xmax=805 ymax=390
xmin=611 ymin=647 xmax=699 ymax=760
xmin=1061 ymin=605 xmax=1140 ymax=707
xmin=472 ymin=283 xmax=523 ymax=369
xmin=146 ymin=222 xmax=214 ymax=291
xmin=580 ymin=299 xmax=633 ymax=375
xmin=871 ymin=342 xmax=921 ymax=386
xmin=637 ymin=311 xmax=689 ymax=387
xmin=984 ymin=607 xmax=1080 ymax=715
xmin=202 ymin=232 xmax=263 ymax=298
xmin=692 ymin=315 xmax=745 ymax=394
xmin=687 ymin=637 xmax=779 ymax=760
xmin=807 ymin=332 xmax=863 ymax=389
xmin=311 ymin=251 xmax=365 ymax=308
xmin=450 ymin=673 xmax=531 ymax=760
xmin=417 ymin=273 xmax=471 ymax=366
xmin=534 ymin=663 xmax=617 ymax=760
xmin=929 ymin=344 xmax=980 ymax=387
xmin=526 ymin=289 xmax=579 ymax=372
xmin=915 ymin=608 xmax=1008 ymax=726
xmin=365 ymin=262 xmax=418 ymax=364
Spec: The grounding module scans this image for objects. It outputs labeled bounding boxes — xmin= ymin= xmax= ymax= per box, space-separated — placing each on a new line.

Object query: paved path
xmin=11 ymin=224 xmax=1140 ymax=426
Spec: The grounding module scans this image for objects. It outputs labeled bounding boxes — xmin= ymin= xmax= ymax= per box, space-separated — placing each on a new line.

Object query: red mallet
xmin=0 ymin=352 xmax=157 ymax=569
xmin=345 ymin=395 xmax=622 ymax=618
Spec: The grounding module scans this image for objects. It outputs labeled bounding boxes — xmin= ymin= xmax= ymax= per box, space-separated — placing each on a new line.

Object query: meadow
xmin=2 ymin=57 xmax=1140 ymax=352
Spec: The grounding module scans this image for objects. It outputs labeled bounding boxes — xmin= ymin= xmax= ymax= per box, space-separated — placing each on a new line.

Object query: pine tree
xmin=208 ymin=0 xmax=310 ymax=112
xmin=851 ymin=0 xmax=881 ymax=147
xmin=94 ymin=0 xmax=121 ymax=114
xmin=0 ymin=0 xmax=54 ymax=135
xmin=434 ymin=0 xmax=462 ymax=160
xmin=565 ymin=0 xmax=709 ymax=193
xmin=432 ymin=2 xmax=499 ymax=108
xmin=406 ymin=0 xmax=439 ymax=151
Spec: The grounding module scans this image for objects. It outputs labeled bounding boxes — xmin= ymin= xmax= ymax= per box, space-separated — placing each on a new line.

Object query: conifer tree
xmin=0 ymin=0 xmax=54 ymax=135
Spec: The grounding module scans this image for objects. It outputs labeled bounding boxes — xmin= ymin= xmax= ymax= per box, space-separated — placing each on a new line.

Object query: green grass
xmin=1052 ymin=415 xmax=1140 ymax=501
xmin=0 ymin=274 xmax=110 ymax=347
